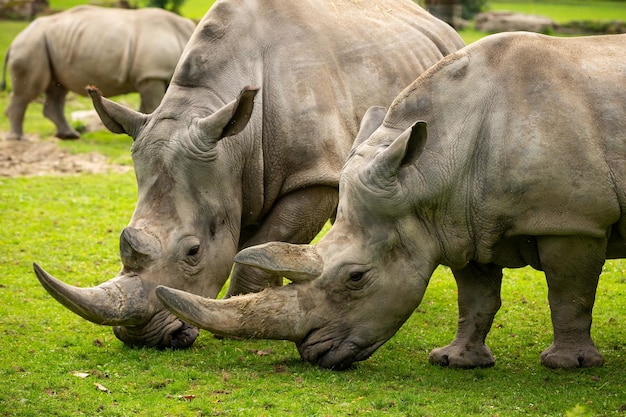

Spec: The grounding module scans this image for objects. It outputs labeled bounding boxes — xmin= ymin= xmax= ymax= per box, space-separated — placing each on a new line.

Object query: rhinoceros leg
xmin=429 ymin=262 xmax=502 ymax=368
xmin=538 ymin=235 xmax=605 ymax=368
xmin=136 ymin=79 xmax=167 ymax=114
xmin=5 ymin=94 xmax=30 ymax=140
xmin=226 ymin=185 xmax=338 ymax=296
xmin=43 ymin=81 xmax=79 ymax=140
xmin=5 ymin=46 xmax=50 ymax=141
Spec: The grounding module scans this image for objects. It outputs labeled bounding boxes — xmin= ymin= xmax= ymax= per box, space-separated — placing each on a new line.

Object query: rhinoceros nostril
xmin=170 ymin=322 xmax=199 ymax=349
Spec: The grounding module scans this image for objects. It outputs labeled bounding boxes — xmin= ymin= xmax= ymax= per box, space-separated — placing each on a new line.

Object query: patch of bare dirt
xmin=0 ymin=137 xmax=131 ymax=177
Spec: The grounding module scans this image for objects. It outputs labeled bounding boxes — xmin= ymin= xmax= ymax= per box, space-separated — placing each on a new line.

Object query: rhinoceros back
xmin=40 ymin=6 xmax=194 ymax=97
xmin=386 ymin=32 xmax=626 ymax=247
xmin=169 ymin=0 xmax=464 ymax=194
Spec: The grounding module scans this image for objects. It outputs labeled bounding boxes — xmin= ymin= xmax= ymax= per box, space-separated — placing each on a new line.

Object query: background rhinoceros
xmin=2 ymin=5 xmax=195 ymax=140
xmin=34 ymin=0 xmax=464 ymax=349
xmin=155 ymin=32 xmax=626 ymax=370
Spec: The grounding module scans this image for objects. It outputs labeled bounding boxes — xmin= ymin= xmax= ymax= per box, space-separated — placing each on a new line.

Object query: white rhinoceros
xmin=155 ymin=32 xmax=626 ymax=369
xmin=33 ymin=0 xmax=464 ymax=349
xmin=2 ymin=5 xmax=195 ymax=140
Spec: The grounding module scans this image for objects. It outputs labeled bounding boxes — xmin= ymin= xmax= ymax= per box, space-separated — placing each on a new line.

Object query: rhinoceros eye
xmin=187 ymin=245 xmax=200 ymax=257
xmin=345 ymin=269 xmax=372 ymax=290
xmin=349 ymin=271 xmax=364 ymax=282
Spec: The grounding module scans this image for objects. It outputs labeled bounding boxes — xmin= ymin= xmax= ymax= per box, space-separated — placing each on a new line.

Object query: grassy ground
xmin=488 ymin=0 xmax=626 ymax=23
xmin=1 ymin=175 xmax=625 ymax=416
xmin=1 ymin=1 xmax=625 ymax=416
xmin=457 ymin=0 xmax=626 ymax=43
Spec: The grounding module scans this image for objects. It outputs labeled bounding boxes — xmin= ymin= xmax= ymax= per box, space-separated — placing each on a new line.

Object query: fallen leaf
xmin=178 ymin=395 xmax=196 ymax=401
xmin=72 ymin=372 xmax=90 ymax=379
xmin=94 ymin=382 xmax=110 ymax=393
xmin=246 ymin=348 xmax=273 ymax=356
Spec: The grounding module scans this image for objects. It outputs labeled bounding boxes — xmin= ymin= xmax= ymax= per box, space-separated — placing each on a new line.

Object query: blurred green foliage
xmin=145 ymin=0 xmax=185 ymax=14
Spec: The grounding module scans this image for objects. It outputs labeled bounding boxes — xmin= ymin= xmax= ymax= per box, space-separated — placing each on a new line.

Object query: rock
xmin=475 ymin=11 xmax=555 ymax=33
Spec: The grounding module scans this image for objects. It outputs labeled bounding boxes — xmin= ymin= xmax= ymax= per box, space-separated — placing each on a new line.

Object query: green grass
xmin=1 ymin=177 xmax=625 ymax=415
xmin=488 ymin=0 xmax=626 ymax=23
xmin=1 ymin=1 xmax=626 ymax=416
xmin=456 ymin=0 xmax=626 ymax=43
xmin=48 ymin=0 xmax=215 ymax=19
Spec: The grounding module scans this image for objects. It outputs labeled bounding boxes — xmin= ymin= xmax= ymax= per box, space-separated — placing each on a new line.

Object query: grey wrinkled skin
xmin=157 ymin=32 xmax=626 ymax=369
xmin=34 ymin=0 xmax=464 ymax=349
xmin=2 ymin=5 xmax=195 ymax=140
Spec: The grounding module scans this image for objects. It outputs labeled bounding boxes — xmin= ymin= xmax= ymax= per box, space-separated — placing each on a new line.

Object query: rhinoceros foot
xmin=540 ymin=343 xmax=604 ymax=368
xmin=56 ymin=129 xmax=81 ymax=140
xmin=428 ymin=343 xmax=495 ymax=368
xmin=6 ymin=132 xmax=25 ymax=141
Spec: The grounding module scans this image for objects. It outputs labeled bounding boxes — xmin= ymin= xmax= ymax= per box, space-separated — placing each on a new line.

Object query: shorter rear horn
xmin=234 ymin=242 xmax=322 ymax=283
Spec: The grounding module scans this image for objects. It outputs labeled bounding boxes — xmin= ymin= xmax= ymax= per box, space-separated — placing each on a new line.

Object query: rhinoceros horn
xmin=33 ymin=263 xmax=149 ymax=326
xmin=234 ymin=242 xmax=322 ymax=283
xmin=156 ymin=242 xmax=323 ymax=341
xmin=119 ymin=227 xmax=160 ymax=271
xmin=33 ymin=227 xmax=158 ymax=326
xmin=156 ymin=285 xmax=306 ymax=342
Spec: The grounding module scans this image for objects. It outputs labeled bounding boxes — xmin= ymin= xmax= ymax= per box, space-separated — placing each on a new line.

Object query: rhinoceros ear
xmin=351 ymin=106 xmax=387 ymax=151
xmin=86 ymin=86 xmax=148 ymax=139
xmin=197 ymin=86 xmax=259 ymax=141
xmin=372 ymin=121 xmax=428 ymax=184
xmin=234 ymin=242 xmax=322 ymax=283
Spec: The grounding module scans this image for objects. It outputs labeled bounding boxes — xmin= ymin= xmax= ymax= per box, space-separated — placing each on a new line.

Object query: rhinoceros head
xmin=34 ymin=86 xmax=258 ymax=349
xmin=154 ymin=107 xmax=441 ymax=368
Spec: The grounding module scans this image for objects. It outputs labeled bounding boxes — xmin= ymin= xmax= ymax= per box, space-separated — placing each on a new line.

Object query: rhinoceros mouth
xmin=297 ymin=330 xmax=383 ymax=370
xmin=113 ymin=309 xmax=199 ymax=349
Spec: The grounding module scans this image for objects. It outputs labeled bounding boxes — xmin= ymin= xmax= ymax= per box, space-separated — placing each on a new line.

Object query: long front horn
xmin=156 ymin=285 xmax=307 ymax=342
xmin=33 ymin=263 xmax=149 ymax=326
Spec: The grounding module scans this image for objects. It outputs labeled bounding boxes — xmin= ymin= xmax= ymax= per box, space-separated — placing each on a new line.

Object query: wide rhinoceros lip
xmin=112 ymin=309 xmax=199 ymax=349
xmin=297 ymin=329 xmax=384 ymax=370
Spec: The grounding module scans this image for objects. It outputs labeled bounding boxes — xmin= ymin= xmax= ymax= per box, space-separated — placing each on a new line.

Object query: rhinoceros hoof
xmin=6 ymin=132 xmax=25 ymax=141
xmin=428 ymin=343 xmax=495 ymax=368
xmin=56 ymin=130 xmax=81 ymax=140
xmin=540 ymin=344 xmax=604 ymax=368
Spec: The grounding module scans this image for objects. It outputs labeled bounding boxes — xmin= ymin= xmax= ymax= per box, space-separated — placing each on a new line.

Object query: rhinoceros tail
xmin=1 ymin=48 xmax=8 ymax=92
